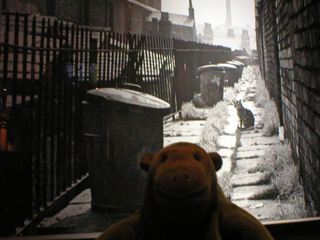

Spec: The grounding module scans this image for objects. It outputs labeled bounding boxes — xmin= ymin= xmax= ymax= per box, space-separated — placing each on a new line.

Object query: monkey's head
xmin=140 ymin=142 xmax=222 ymax=224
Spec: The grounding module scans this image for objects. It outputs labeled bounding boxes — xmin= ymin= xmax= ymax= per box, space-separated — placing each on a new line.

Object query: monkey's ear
xmin=140 ymin=154 xmax=154 ymax=172
xmin=208 ymin=152 xmax=223 ymax=172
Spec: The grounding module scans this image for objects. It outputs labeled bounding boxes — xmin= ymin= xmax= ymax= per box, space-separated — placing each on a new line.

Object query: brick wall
xmin=2 ymin=0 xmax=144 ymax=31
xmin=4 ymin=0 xmax=90 ymax=25
xmin=2 ymin=0 xmax=163 ymax=35
xmin=56 ymin=0 xmax=82 ymax=24
xmin=257 ymin=0 xmax=283 ymax=123
xmin=257 ymin=0 xmax=320 ymax=212
xmin=88 ymin=0 xmax=109 ymax=27
xmin=107 ymin=0 xmax=154 ymax=34
xmin=4 ymin=0 xmax=46 ymax=15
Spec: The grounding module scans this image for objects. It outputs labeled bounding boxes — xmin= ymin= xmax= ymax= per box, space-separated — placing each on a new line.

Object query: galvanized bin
xmin=218 ymin=63 xmax=238 ymax=87
xmin=235 ymin=56 xmax=251 ymax=66
xmin=83 ymin=87 xmax=170 ymax=212
xmin=195 ymin=65 xmax=225 ymax=107
xmin=227 ymin=60 xmax=245 ymax=82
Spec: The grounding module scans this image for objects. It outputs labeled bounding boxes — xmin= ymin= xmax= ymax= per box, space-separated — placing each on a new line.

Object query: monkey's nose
xmin=173 ymin=174 xmax=189 ymax=182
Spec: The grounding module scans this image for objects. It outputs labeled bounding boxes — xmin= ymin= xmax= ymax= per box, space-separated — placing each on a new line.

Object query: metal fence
xmin=0 ymin=11 xmax=232 ymax=236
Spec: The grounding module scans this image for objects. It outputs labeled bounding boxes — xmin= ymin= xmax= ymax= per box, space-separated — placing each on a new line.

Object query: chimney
xmin=189 ymin=0 xmax=194 ymax=19
xmin=151 ymin=17 xmax=159 ymax=35
xmin=159 ymin=12 xmax=173 ymax=38
xmin=241 ymin=29 xmax=250 ymax=49
xmin=227 ymin=28 xmax=235 ymax=38
xmin=225 ymin=0 xmax=232 ymax=27
xmin=161 ymin=12 xmax=169 ymax=21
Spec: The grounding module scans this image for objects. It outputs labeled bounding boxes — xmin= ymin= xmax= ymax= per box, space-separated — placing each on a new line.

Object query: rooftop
xmin=147 ymin=12 xmax=195 ymax=27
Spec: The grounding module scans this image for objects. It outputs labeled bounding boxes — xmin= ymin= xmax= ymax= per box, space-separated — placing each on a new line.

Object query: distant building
xmin=241 ymin=29 xmax=250 ymax=50
xmin=197 ymin=0 xmax=256 ymax=52
xmin=227 ymin=28 xmax=235 ymax=38
xmin=1 ymin=0 xmax=162 ymax=34
xmin=2 ymin=0 xmax=198 ymax=41
xmin=146 ymin=0 xmax=197 ymax=41
xmin=198 ymin=23 xmax=213 ymax=44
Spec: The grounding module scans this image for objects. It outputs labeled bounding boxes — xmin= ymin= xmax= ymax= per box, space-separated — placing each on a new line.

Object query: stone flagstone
xmin=240 ymin=131 xmax=265 ymax=138
xmin=230 ymin=66 xmax=284 ymax=222
xmin=231 ymin=172 xmax=267 ymax=186
xmin=234 ymin=158 xmax=261 ymax=173
xmin=240 ymin=135 xmax=279 ymax=146
xmin=163 ymin=120 xmax=206 ymax=147
xmin=223 ymin=105 xmax=239 ymax=135
xmin=237 ymin=144 xmax=270 ymax=152
xmin=217 ymin=148 xmax=234 ymax=158
xmin=217 ymin=148 xmax=233 ymax=174
xmin=234 ymin=199 xmax=283 ymax=221
xmin=217 ymin=135 xmax=236 ymax=149
xmin=231 ymin=185 xmax=272 ymax=201
xmin=236 ymin=149 xmax=266 ymax=159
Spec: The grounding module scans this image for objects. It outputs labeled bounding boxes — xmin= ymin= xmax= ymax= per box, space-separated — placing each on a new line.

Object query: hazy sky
xmin=161 ymin=0 xmax=256 ymax=28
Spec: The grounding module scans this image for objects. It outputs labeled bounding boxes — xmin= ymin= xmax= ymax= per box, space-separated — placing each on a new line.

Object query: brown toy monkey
xmin=96 ymin=142 xmax=274 ymax=240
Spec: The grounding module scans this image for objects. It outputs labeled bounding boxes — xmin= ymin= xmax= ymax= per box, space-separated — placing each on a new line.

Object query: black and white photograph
xmin=1 ymin=0 xmax=320 ymax=239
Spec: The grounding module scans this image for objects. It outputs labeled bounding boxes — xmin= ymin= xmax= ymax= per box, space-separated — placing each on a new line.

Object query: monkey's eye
xmin=161 ymin=154 xmax=168 ymax=163
xmin=194 ymin=154 xmax=200 ymax=161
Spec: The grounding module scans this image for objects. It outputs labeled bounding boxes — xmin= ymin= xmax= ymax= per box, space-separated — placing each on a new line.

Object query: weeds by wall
xmin=198 ymin=101 xmax=229 ymax=152
xmin=255 ymin=77 xmax=280 ymax=136
xmin=253 ymin=70 xmax=315 ymax=219
xmin=255 ymin=142 xmax=316 ymax=220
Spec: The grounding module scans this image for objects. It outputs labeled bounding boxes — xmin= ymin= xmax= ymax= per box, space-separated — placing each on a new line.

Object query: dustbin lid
xmin=218 ymin=63 xmax=237 ymax=69
xmin=86 ymin=88 xmax=170 ymax=115
xmin=197 ymin=64 xmax=225 ymax=74
xmin=227 ymin=61 xmax=245 ymax=66
xmin=236 ymin=56 xmax=250 ymax=61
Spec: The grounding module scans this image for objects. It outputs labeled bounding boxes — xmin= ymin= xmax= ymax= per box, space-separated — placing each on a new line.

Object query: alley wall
xmin=256 ymin=0 xmax=320 ymax=212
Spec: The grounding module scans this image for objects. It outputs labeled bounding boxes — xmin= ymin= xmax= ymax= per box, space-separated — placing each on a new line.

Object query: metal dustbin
xmin=83 ymin=87 xmax=170 ymax=212
xmin=235 ymin=56 xmax=251 ymax=66
xmin=227 ymin=60 xmax=245 ymax=82
xmin=195 ymin=64 xmax=225 ymax=107
xmin=218 ymin=63 xmax=238 ymax=87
